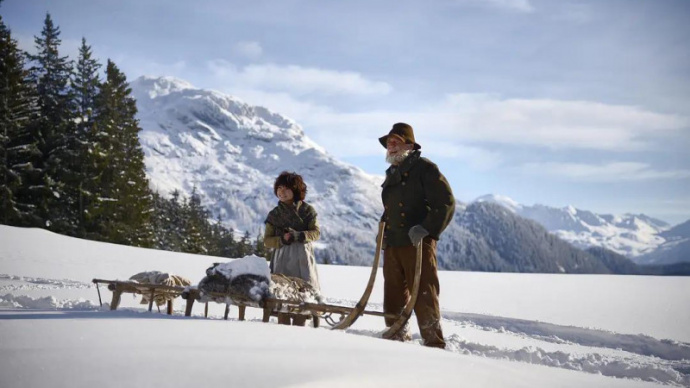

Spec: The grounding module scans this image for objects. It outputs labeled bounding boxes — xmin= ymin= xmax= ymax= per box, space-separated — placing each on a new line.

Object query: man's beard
xmin=386 ymin=149 xmax=411 ymax=165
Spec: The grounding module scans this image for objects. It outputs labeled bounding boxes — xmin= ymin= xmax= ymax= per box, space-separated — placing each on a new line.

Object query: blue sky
xmin=4 ymin=0 xmax=689 ymax=224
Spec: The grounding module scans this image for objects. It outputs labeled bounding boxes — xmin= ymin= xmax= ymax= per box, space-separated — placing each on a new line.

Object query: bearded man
xmin=379 ymin=122 xmax=455 ymax=349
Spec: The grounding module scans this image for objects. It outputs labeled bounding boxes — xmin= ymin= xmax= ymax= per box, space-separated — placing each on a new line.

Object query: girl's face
xmin=276 ymin=185 xmax=295 ymax=203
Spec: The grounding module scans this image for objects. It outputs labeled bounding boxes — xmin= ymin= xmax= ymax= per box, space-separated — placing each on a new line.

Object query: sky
xmin=3 ymin=0 xmax=690 ymax=224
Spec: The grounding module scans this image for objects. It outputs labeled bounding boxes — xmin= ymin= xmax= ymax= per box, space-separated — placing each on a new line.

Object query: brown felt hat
xmin=378 ymin=122 xmax=421 ymax=150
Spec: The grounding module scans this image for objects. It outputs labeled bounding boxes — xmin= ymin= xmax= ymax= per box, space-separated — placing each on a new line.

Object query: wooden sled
xmin=91 ymin=279 xmax=185 ymax=315
xmin=92 ymin=222 xmax=419 ymax=334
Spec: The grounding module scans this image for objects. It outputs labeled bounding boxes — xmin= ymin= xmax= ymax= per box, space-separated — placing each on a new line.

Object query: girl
xmin=264 ymin=171 xmax=321 ymax=325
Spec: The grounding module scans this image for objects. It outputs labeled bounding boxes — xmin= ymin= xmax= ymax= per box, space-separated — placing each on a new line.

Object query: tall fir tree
xmin=91 ymin=59 xmax=152 ymax=246
xmin=254 ymin=229 xmax=266 ymax=258
xmin=27 ymin=13 xmax=79 ymax=233
xmin=72 ymin=37 xmax=100 ymax=236
xmin=182 ymin=193 xmax=204 ymax=254
xmin=0 ymin=5 xmax=40 ymax=226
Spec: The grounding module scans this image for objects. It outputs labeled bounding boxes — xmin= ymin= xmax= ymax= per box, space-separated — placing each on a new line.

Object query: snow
xmin=210 ymin=254 xmax=271 ymax=280
xmin=475 ymin=194 xmax=524 ymax=213
xmin=1 ymin=224 xmax=689 ymax=387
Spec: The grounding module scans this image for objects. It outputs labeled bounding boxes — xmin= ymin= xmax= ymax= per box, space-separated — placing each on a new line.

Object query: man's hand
xmin=408 ymin=225 xmax=429 ymax=246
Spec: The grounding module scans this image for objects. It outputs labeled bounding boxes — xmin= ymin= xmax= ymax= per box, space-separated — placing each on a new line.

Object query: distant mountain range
xmin=635 ymin=220 xmax=690 ymax=266
xmin=473 ymin=195 xmax=677 ymax=258
xmin=131 ymin=76 xmax=688 ymax=273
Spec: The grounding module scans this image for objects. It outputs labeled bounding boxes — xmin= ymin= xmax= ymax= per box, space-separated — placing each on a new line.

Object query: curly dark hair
xmin=273 ymin=171 xmax=307 ymax=201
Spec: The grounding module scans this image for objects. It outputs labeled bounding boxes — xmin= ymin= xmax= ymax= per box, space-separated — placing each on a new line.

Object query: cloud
xmin=421 ymin=141 xmax=503 ymax=170
xmin=518 ymin=162 xmax=690 ymax=182
xmin=207 ymin=60 xmax=393 ymax=96
xmin=205 ymin=85 xmax=688 ymax=172
xmin=454 ymin=0 xmax=534 ymax=13
xmin=295 ymin=94 xmax=688 ymax=158
xmin=434 ymin=94 xmax=689 ymax=151
xmin=125 ymin=60 xmax=188 ymax=79
xmin=15 ymin=33 xmax=81 ymax=59
xmin=233 ymin=41 xmax=263 ymax=60
xmin=485 ymin=0 xmax=534 ymax=12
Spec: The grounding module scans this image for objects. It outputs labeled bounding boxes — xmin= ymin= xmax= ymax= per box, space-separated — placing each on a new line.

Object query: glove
xmin=280 ymin=231 xmax=294 ymax=245
xmin=286 ymin=227 xmax=306 ymax=243
xmin=293 ymin=230 xmax=306 ymax=243
xmin=408 ymin=225 xmax=429 ymax=246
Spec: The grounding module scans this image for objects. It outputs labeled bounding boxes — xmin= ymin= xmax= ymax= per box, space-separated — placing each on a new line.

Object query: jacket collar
xmin=381 ymin=150 xmax=421 ymax=188
xmin=278 ymin=200 xmax=302 ymax=212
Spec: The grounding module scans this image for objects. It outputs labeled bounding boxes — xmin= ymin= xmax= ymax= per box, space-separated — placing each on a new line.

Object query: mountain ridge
xmin=131 ymin=76 xmax=686 ymax=271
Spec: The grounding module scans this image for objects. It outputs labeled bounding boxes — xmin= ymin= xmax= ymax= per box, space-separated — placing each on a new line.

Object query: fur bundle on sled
xmin=197 ymin=265 xmax=271 ymax=303
xmin=193 ymin=258 xmax=322 ymax=305
xmin=270 ymin=273 xmax=322 ymax=304
xmin=128 ymin=271 xmax=191 ymax=306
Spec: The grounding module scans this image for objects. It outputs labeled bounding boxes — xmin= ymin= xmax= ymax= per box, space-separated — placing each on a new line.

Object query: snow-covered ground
xmin=1 ymin=225 xmax=689 ymax=387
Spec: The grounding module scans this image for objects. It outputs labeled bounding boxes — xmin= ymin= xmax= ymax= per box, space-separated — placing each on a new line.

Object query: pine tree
xmin=220 ymin=226 xmax=236 ymax=257
xmin=91 ymin=59 xmax=152 ymax=246
xmin=27 ymin=13 xmax=79 ymax=233
xmin=182 ymin=187 xmax=207 ymax=254
xmin=236 ymin=230 xmax=252 ymax=257
xmin=149 ymin=190 xmax=184 ymax=251
xmin=73 ymin=38 xmax=100 ymax=122
xmin=0 ymin=8 xmax=40 ymax=226
xmin=254 ymin=229 xmax=266 ymax=258
xmin=72 ymin=37 xmax=100 ymax=236
xmin=207 ymin=213 xmax=225 ymax=256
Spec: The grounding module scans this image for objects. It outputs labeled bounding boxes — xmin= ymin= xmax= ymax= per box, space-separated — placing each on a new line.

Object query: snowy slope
xmin=1 ymin=225 xmax=689 ymax=387
xmin=131 ymin=76 xmax=383 ymax=265
xmin=475 ymin=194 xmax=672 ymax=259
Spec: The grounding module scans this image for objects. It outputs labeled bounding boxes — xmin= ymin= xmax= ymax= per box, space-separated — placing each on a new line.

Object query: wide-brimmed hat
xmin=378 ymin=122 xmax=421 ymax=150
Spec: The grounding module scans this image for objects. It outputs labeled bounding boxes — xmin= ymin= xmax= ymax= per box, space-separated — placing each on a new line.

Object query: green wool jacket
xmin=381 ymin=150 xmax=455 ymax=247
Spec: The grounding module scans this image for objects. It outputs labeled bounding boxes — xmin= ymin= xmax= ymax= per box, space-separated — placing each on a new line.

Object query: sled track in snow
xmin=440 ymin=311 xmax=690 ymax=387
xmin=443 ymin=311 xmax=690 ymax=361
xmin=0 ymin=274 xmax=92 ymax=291
xmin=343 ymin=308 xmax=690 ymax=387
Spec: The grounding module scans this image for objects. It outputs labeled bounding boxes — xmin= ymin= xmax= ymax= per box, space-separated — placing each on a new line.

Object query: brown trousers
xmin=383 ymin=237 xmax=445 ymax=348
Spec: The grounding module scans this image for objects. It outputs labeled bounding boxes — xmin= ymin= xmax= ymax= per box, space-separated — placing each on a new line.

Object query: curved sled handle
xmin=331 ymin=221 xmax=386 ymax=330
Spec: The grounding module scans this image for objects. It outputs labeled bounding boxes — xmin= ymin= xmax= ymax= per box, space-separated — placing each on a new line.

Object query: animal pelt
xmin=270 ymin=273 xmax=322 ymax=304
xmin=195 ymin=263 xmax=322 ymax=305
xmin=197 ymin=268 xmax=271 ymax=303
xmin=128 ymin=271 xmax=191 ymax=306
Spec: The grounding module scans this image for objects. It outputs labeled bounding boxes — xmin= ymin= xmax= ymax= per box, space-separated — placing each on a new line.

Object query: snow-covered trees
xmin=72 ymin=38 xmax=101 ymax=235
xmin=0 ymin=10 xmax=268 ymax=259
xmin=0 ymin=4 xmax=40 ymax=227
xmin=27 ymin=13 xmax=80 ymax=233
xmin=150 ymin=189 xmax=263 ymax=258
xmin=86 ymin=59 xmax=153 ymax=246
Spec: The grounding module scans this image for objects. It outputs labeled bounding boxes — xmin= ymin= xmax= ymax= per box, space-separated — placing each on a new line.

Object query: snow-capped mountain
xmin=131 ymin=76 xmax=383 ymax=265
xmin=474 ymin=194 xmax=671 ymax=259
xmin=635 ymin=220 xmax=690 ymax=265
xmin=130 ymin=76 xmax=682 ymax=270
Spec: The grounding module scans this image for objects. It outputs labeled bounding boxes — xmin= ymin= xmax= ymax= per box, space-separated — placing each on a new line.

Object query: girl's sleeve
xmin=264 ymin=223 xmax=282 ymax=249
xmin=298 ymin=216 xmax=321 ymax=243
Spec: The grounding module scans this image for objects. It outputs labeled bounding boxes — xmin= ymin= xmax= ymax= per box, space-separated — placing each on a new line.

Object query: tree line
xmin=0 ymin=7 xmax=266 ymax=259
